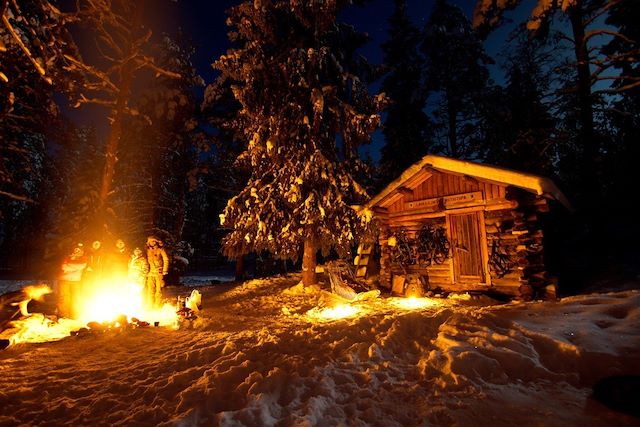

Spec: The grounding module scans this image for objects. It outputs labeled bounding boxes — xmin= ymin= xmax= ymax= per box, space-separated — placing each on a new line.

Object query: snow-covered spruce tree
xmin=1 ymin=0 xmax=81 ymax=203
xmin=215 ymin=0 xmax=386 ymax=286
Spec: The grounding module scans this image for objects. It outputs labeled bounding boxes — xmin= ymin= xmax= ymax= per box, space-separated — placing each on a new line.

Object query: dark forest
xmin=1 ymin=0 xmax=638 ymax=295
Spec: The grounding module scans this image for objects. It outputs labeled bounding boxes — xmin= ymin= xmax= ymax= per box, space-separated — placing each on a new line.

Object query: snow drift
xmin=0 ymin=275 xmax=638 ymax=426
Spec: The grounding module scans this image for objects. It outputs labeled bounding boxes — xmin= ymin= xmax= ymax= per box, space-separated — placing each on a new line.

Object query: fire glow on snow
xmin=304 ymin=296 xmax=446 ymax=322
xmin=390 ymin=296 xmax=443 ymax=310
xmin=4 ymin=277 xmax=446 ymax=346
xmin=306 ymin=303 xmax=361 ymax=321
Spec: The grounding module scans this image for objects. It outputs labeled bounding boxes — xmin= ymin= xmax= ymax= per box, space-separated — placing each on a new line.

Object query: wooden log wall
xmin=508 ymin=189 xmax=556 ymax=300
xmin=484 ymin=188 xmax=555 ymax=300
xmin=484 ymin=210 xmax=521 ymax=296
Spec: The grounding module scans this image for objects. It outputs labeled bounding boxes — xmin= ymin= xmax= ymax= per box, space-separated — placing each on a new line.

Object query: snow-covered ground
xmin=180 ymin=275 xmax=235 ymax=287
xmin=1 ymin=275 xmax=639 ymax=426
xmin=0 ymin=275 xmax=234 ymax=296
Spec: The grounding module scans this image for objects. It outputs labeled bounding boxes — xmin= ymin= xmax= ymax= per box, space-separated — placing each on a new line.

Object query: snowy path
xmin=0 ymin=276 xmax=639 ymax=426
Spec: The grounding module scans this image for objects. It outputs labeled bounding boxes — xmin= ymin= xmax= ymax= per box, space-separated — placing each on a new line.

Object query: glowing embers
xmin=306 ymin=303 xmax=362 ymax=322
xmin=390 ymin=296 xmax=443 ymax=310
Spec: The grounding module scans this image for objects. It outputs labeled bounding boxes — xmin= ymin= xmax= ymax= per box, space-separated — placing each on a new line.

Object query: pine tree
xmin=600 ymin=0 xmax=640 ymax=93
xmin=601 ymin=0 xmax=639 ymax=215
xmin=422 ymin=0 xmax=492 ymax=159
xmin=202 ymin=76 xmax=252 ymax=280
xmin=379 ymin=0 xmax=431 ymax=185
xmin=43 ymin=125 xmax=105 ymax=263
xmin=481 ymin=28 xmax=557 ymax=175
xmin=473 ymin=0 xmax=634 ymax=194
xmin=214 ymin=0 xmax=386 ymax=286
xmin=1 ymin=0 xmax=80 ymax=202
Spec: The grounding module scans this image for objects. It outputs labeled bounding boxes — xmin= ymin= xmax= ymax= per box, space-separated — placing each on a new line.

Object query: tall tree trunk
xmin=235 ymin=254 xmax=245 ymax=282
xmin=569 ymin=3 xmax=597 ymax=192
xmin=96 ymin=1 xmax=144 ymax=233
xmin=173 ymin=147 xmax=189 ymax=240
xmin=302 ymin=233 xmax=317 ymax=287
xmin=97 ymin=73 xmax=132 ymax=228
xmin=447 ymin=93 xmax=458 ymax=158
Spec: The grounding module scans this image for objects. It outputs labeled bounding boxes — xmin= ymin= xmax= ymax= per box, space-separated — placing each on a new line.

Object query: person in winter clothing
xmin=113 ymin=239 xmax=129 ymax=269
xmin=128 ymin=247 xmax=149 ymax=292
xmin=146 ymin=236 xmax=169 ymax=308
xmin=57 ymin=243 xmax=88 ymax=318
xmin=85 ymin=240 xmax=105 ymax=286
xmin=107 ymin=238 xmax=130 ymax=282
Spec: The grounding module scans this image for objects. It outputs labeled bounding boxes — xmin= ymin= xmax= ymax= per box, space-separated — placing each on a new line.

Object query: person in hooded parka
xmin=145 ymin=236 xmax=169 ymax=308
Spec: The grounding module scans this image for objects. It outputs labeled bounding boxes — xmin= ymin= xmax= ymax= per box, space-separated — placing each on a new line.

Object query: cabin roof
xmin=367 ymin=155 xmax=572 ymax=210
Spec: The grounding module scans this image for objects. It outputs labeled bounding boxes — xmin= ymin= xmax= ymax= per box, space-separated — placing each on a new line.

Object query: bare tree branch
xmin=0 ymin=189 xmax=34 ymax=202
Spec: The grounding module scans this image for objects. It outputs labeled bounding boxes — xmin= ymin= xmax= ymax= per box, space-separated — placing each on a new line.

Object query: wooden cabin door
xmin=448 ymin=211 xmax=487 ymax=284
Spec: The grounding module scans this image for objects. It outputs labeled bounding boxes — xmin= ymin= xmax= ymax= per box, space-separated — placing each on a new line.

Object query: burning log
xmin=131 ymin=318 xmax=150 ymax=327
xmin=70 ymin=327 xmax=90 ymax=337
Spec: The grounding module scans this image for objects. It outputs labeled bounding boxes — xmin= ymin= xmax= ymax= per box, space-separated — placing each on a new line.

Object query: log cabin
xmin=356 ymin=155 xmax=571 ymax=300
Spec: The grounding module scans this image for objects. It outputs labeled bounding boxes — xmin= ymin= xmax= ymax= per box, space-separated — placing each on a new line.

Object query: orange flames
xmin=1 ymin=273 xmax=178 ymax=347
xmin=70 ymin=273 xmax=177 ymax=326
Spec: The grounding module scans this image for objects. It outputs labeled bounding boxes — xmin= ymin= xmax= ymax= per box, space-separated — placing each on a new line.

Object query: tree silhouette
xmin=379 ymin=0 xmax=431 ymax=185
xmin=423 ymin=0 xmax=492 ymax=159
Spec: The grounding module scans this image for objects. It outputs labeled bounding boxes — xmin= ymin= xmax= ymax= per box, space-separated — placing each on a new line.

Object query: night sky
xmin=148 ymin=0 xmax=480 ymax=85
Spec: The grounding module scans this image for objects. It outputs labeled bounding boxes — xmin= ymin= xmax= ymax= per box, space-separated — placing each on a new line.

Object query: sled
xmin=326 ymin=261 xmax=380 ymax=302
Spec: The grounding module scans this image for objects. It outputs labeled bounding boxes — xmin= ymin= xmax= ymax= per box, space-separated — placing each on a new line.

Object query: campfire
xmin=0 ymin=273 xmax=189 ymax=347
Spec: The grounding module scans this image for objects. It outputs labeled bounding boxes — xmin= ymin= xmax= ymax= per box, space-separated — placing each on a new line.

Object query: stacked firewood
xmin=510 ymin=191 xmax=557 ymax=301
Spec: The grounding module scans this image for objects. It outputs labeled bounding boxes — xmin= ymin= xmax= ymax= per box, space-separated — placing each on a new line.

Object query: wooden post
xmin=302 ymin=233 xmax=317 ymax=287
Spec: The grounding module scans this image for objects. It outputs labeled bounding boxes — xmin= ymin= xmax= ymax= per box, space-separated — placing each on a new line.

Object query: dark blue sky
xmin=149 ymin=0 xmax=484 ymax=162
xmin=151 ymin=0 xmax=481 ymax=84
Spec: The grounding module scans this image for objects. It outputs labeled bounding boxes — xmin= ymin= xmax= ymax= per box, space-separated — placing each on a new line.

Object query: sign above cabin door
xmin=447 ymin=211 xmax=488 ymax=285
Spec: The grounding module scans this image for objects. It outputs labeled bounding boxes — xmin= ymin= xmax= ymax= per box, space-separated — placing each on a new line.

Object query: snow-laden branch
xmin=73 ymin=94 xmax=117 ymax=108
xmin=135 ymin=56 xmax=182 ymax=79
xmin=1 ymin=12 xmax=48 ymax=81
xmin=63 ymin=54 xmax=118 ymax=93
xmin=593 ymin=79 xmax=640 ymax=94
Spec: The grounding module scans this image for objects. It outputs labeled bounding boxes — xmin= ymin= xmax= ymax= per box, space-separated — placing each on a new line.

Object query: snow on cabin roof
xmin=367 ymin=155 xmax=572 ymax=210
